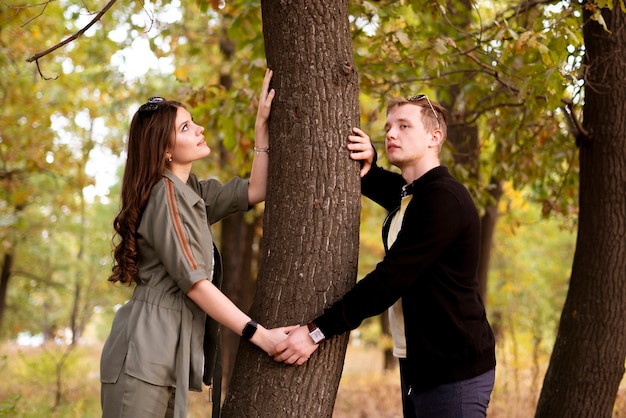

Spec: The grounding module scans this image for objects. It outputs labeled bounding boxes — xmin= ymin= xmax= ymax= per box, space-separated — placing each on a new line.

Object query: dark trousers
xmin=400 ymin=360 xmax=495 ymax=418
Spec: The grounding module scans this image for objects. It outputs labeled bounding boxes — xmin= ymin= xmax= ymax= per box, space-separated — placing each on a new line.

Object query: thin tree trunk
xmin=477 ymin=178 xmax=503 ymax=303
xmin=443 ymin=0 xmax=501 ymax=304
xmin=220 ymin=212 xmax=259 ymax=395
xmin=0 ymin=252 xmax=13 ymax=333
xmin=380 ymin=311 xmax=395 ymax=371
xmin=446 ymin=96 xmax=502 ymax=305
xmin=222 ymin=1 xmax=361 ymax=416
xmin=216 ymin=30 xmax=262 ymax=396
xmin=536 ymin=5 xmax=626 ymax=417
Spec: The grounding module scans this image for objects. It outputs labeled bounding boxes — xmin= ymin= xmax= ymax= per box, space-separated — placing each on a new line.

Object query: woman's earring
xmin=167 ymin=153 xmax=172 ymax=162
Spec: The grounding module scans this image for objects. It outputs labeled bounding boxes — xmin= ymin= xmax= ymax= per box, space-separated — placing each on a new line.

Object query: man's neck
xmin=401 ymin=160 xmax=440 ymax=185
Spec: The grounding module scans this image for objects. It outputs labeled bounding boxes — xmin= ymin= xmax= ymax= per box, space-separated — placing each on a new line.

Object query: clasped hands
xmin=264 ymin=324 xmax=319 ymax=366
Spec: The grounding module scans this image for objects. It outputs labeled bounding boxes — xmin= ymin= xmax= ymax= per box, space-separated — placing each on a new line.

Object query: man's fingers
xmin=284 ymin=325 xmax=300 ymax=334
xmin=286 ymin=354 xmax=300 ymax=365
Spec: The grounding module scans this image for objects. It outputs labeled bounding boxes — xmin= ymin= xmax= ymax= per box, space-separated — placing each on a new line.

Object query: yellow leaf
xmin=591 ymin=7 xmax=612 ymax=33
xmin=174 ymin=67 xmax=188 ymax=80
xmin=433 ymin=38 xmax=448 ymax=55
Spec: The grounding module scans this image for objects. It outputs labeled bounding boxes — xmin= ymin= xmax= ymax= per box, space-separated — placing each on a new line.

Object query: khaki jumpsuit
xmin=100 ymin=170 xmax=249 ymax=418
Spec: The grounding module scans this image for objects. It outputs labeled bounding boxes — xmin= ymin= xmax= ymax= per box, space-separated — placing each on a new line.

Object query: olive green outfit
xmin=100 ymin=170 xmax=249 ymax=418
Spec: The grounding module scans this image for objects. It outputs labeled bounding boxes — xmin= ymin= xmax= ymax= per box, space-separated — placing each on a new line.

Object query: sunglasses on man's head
xmin=139 ymin=96 xmax=166 ymax=112
xmin=407 ymin=94 xmax=440 ymax=129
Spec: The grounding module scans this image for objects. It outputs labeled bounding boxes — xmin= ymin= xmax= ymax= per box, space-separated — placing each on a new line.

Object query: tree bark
xmin=535 ymin=5 xmax=626 ymax=417
xmin=222 ymin=1 xmax=361 ymax=416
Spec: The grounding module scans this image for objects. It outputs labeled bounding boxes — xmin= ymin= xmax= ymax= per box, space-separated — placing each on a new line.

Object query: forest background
xmin=1 ymin=0 xmax=624 ymax=417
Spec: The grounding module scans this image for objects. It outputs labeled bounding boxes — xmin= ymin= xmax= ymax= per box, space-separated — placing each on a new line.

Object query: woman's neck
xmin=170 ymin=164 xmax=192 ymax=183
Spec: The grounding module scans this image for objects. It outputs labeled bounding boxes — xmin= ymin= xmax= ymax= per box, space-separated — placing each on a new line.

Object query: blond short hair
xmin=387 ymin=95 xmax=448 ymax=139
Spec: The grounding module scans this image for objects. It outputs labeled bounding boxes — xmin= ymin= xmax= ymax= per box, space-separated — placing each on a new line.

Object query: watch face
xmin=309 ymin=328 xmax=325 ymax=344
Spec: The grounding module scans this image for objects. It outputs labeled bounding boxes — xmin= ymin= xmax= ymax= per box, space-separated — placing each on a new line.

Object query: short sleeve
xmin=188 ymin=174 xmax=250 ymax=224
xmin=138 ymin=178 xmax=212 ymax=293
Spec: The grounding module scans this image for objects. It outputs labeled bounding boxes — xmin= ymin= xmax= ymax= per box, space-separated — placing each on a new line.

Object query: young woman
xmin=100 ymin=69 xmax=293 ymax=418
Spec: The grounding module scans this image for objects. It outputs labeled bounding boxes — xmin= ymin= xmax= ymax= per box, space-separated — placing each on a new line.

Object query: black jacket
xmin=314 ymin=164 xmax=496 ymax=390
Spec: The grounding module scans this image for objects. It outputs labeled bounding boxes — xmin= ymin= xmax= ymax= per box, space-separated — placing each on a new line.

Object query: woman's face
xmin=168 ymin=106 xmax=210 ymax=166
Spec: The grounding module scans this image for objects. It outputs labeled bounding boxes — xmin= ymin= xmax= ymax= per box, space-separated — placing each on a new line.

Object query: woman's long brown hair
xmin=109 ymin=100 xmax=182 ymax=286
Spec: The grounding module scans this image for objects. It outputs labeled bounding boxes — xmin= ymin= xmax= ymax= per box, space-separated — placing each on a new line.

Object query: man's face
xmin=384 ymin=104 xmax=431 ymax=170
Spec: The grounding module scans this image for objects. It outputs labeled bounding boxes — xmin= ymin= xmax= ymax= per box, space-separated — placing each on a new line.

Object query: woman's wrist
xmin=253 ymin=146 xmax=270 ymax=153
xmin=255 ymin=120 xmax=269 ymax=130
xmin=249 ymin=324 xmax=269 ymax=351
xmin=241 ymin=320 xmax=258 ymax=339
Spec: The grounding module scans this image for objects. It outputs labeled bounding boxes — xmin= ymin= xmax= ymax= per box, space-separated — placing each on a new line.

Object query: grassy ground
xmin=1 ymin=341 xmax=625 ymax=417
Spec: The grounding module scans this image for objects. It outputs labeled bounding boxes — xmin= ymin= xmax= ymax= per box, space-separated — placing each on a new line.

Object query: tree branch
xmin=25 ymin=0 xmax=119 ymax=78
xmin=562 ymin=98 xmax=592 ymax=146
xmin=8 ymin=0 xmax=55 ymax=28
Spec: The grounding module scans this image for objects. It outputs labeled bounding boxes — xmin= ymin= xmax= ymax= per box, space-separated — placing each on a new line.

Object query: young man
xmin=274 ymin=95 xmax=496 ymax=417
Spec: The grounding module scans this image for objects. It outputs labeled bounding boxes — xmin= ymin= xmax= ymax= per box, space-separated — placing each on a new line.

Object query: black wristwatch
xmin=307 ymin=322 xmax=326 ymax=344
xmin=242 ymin=320 xmax=258 ymax=340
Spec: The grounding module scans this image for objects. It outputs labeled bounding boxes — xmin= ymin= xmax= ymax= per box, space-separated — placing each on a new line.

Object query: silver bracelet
xmin=253 ymin=146 xmax=270 ymax=153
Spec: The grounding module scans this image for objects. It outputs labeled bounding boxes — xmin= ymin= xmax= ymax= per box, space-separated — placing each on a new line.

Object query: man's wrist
xmin=307 ymin=322 xmax=326 ymax=344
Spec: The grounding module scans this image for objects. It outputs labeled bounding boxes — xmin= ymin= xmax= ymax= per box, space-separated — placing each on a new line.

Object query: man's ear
xmin=429 ymin=129 xmax=445 ymax=148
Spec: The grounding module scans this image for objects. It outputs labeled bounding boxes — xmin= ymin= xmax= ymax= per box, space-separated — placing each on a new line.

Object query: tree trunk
xmin=477 ymin=178 xmax=502 ymax=304
xmin=535 ymin=6 xmax=626 ymax=417
xmin=380 ymin=311 xmax=395 ymax=371
xmin=222 ymin=1 xmax=361 ymax=416
xmin=0 ymin=251 xmax=13 ymax=334
xmin=216 ymin=35 xmax=262 ymax=394
xmin=220 ymin=212 xmax=259 ymax=394
xmin=446 ymin=92 xmax=502 ymax=305
xmin=443 ymin=0 xmax=501 ymax=305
